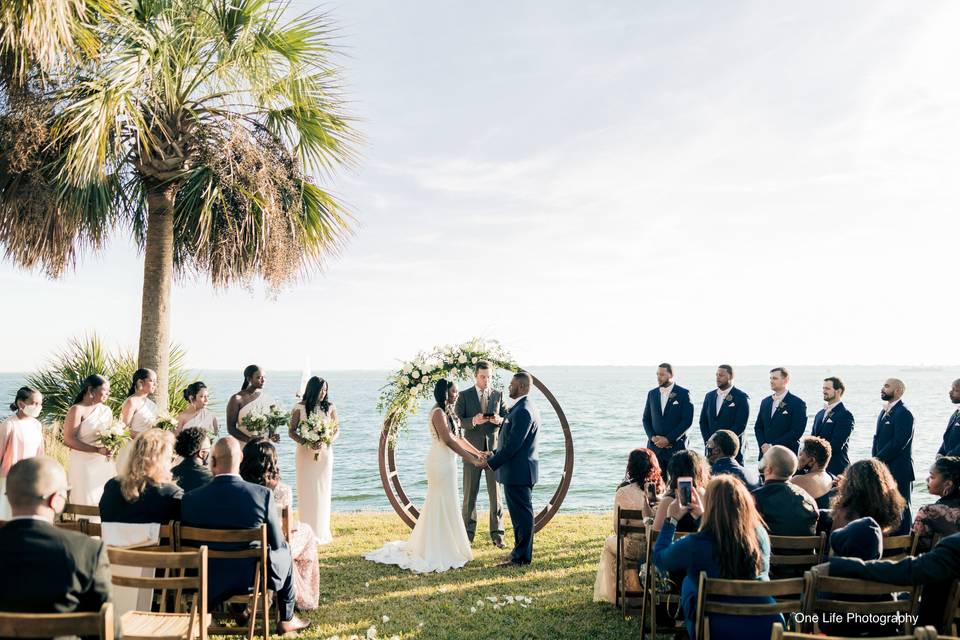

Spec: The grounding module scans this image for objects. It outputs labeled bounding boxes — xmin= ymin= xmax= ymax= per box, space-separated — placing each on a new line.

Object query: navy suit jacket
xmin=710 ymin=456 xmax=759 ymax=491
xmin=642 ymin=384 xmax=694 ymax=454
xmin=487 ymin=396 xmax=540 ymax=486
xmin=181 ymin=475 xmax=290 ymax=604
xmin=811 ymin=402 xmax=854 ymax=475
xmin=872 ymin=401 xmax=915 ymax=484
xmin=753 ymin=391 xmax=808 ymax=459
xmin=938 ymin=410 xmax=960 ymax=457
xmin=699 ymin=386 xmax=750 ymax=461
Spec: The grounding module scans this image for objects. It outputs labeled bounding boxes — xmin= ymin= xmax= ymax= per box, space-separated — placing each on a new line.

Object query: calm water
xmin=3 ymin=365 xmax=957 ymax=513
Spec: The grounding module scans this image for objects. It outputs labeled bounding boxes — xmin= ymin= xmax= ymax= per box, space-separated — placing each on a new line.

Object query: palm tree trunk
xmin=137 ymin=184 xmax=175 ymax=414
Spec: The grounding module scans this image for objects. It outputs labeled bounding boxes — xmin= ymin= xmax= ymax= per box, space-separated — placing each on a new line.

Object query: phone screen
xmin=645 ymin=481 xmax=658 ymax=503
xmin=677 ymin=477 xmax=693 ymax=507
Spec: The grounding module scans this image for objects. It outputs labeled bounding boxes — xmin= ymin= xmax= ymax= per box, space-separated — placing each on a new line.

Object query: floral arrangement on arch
xmin=377 ymin=338 xmax=520 ymax=446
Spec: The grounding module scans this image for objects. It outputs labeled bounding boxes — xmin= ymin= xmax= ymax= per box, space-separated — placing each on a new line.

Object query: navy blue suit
xmin=487 ymin=396 xmax=540 ymax=564
xmin=872 ymin=401 xmax=915 ymax=509
xmin=938 ymin=409 xmax=960 ymax=457
xmin=811 ymin=402 xmax=854 ymax=475
xmin=710 ymin=456 xmax=759 ymax=491
xmin=642 ymin=385 xmax=694 ymax=472
xmin=181 ymin=475 xmax=296 ymax=620
xmin=699 ymin=386 xmax=750 ymax=464
xmin=754 ymin=392 xmax=807 ymax=460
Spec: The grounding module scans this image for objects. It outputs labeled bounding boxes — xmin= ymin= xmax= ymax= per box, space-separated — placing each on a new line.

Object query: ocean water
xmin=2 ymin=365 xmax=957 ymax=513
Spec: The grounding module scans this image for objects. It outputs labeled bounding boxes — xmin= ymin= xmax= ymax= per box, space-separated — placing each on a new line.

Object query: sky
xmin=3 ymin=0 xmax=960 ymax=372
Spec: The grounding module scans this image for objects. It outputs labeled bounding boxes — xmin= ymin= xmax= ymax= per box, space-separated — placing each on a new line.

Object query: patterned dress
xmin=274 ymin=482 xmax=319 ymax=610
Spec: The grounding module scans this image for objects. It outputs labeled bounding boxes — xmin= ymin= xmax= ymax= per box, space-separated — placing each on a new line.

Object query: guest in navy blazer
xmin=811 ymin=376 xmax=854 ymax=475
xmin=872 ymin=379 xmax=915 ymax=518
xmin=706 ymin=429 xmax=759 ymax=490
xmin=181 ymin=437 xmax=310 ymax=634
xmin=754 ymin=367 xmax=807 ymax=460
xmin=642 ymin=363 xmax=694 ymax=472
xmin=938 ymin=379 xmax=960 ymax=457
xmin=699 ymin=364 xmax=750 ymax=464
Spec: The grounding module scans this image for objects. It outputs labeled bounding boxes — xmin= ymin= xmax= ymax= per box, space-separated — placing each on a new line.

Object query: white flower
xmin=412 ymin=370 xmax=420 ymax=379
xmin=458 ymin=354 xmax=467 ymax=364
xmin=486 ymin=596 xmax=498 ymax=603
xmin=417 ymin=622 xmax=424 ymax=628
xmin=402 ymin=364 xmax=412 ymax=374
xmin=381 ymin=615 xmax=389 ymax=623
xmin=472 ymin=356 xmax=478 ymax=363
xmin=364 ymin=582 xmax=370 ymax=588
xmin=400 ymin=376 xmax=409 ymax=386
xmin=475 ymin=599 xmax=483 ymax=607
xmin=505 ymin=596 xmax=514 ymax=604
xmin=493 ymin=604 xmax=501 ymax=610
xmin=470 ymin=607 xmax=476 ymax=614
xmin=389 ymin=636 xmax=399 ymax=640
xmin=366 ymin=626 xmax=376 ymax=640
xmin=420 ymin=374 xmax=428 ymax=382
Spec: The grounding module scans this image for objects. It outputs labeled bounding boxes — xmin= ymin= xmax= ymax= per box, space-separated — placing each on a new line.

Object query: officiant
xmin=455 ymin=361 xmax=508 ymax=548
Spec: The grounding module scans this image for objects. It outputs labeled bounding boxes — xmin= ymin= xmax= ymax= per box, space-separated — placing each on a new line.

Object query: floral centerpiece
xmin=153 ymin=415 xmax=178 ymax=432
xmin=241 ymin=405 xmax=288 ymax=441
xmin=96 ymin=420 xmax=131 ymax=457
xmin=294 ymin=411 xmax=339 ymax=460
xmin=377 ymin=338 xmax=520 ymax=447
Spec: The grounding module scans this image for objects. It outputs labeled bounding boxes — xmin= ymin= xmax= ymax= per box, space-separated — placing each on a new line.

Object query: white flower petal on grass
xmin=505 ymin=596 xmax=514 ymax=604
xmin=437 ymin=586 xmax=448 ymax=593
xmin=470 ymin=607 xmax=476 ymax=614
xmin=389 ymin=636 xmax=400 ymax=640
xmin=486 ymin=596 xmax=498 ymax=602
xmin=475 ymin=599 xmax=483 ymax=607
xmin=521 ymin=603 xmax=529 ymax=608
xmin=417 ymin=622 xmax=424 ymax=628
xmin=366 ymin=626 xmax=377 ymax=639
xmin=381 ymin=615 xmax=390 ymax=623
xmin=365 ymin=582 xmax=370 ymax=588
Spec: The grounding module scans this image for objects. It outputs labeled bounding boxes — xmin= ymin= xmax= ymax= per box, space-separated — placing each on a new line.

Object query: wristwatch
xmin=665 ymin=516 xmax=679 ymax=527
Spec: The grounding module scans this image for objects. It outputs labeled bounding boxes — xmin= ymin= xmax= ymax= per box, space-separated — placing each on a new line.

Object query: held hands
xmin=472 ymin=415 xmax=489 ymax=427
xmin=652 ymin=436 xmax=669 ymax=448
xmin=488 ymin=414 xmax=504 ymax=426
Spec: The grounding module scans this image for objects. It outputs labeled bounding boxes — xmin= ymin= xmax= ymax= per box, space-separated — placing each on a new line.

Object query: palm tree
xmin=0 ymin=0 xmax=358 ymax=411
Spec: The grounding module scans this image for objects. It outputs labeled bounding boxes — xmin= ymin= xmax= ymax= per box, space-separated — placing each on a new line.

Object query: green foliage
xmin=25 ymin=334 xmax=192 ymax=425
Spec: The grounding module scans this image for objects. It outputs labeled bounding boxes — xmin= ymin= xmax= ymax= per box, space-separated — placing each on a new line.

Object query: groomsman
xmin=811 ymin=376 xmax=854 ymax=475
xmin=937 ymin=379 xmax=960 ymax=457
xmin=754 ymin=367 xmax=807 ymax=460
xmin=642 ymin=363 xmax=694 ymax=472
xmin=873 ymin=378 xmax=915 ymax=533
xmin=699 ymin=364 xmax=750 ymax=464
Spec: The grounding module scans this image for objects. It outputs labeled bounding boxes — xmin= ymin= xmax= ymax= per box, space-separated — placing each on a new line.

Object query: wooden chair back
xmin=694 ymin=571 xmax=806 ymax=640
xmin=0 ymin=602 xmax=114 ymax=640
xmin=805 ymin=569 xmax=921 ymax=634
xmin=62 ymin=503 xmax=101 ymax=520
xmin=85 ymin=522 xmax=175 ymax=549
xmin=55 ymin=518 xmax=88 ymax=534
xmin=177 ymin=524 xmax=269 ymax=640
xmin=882 ymin=533 xmax=918 ymax=560
xmin=641 ymin=527 xmax=693 ymax=639
xmin=944 ymin=579 xmax=960 ymax=636
xmin=769 ymin=534 xmax=826 ymax=574
xmin=281 ymin=506 xmax=292 ymax=542
xmin=769 ymin=621 xmax=931 ymax=639
xmin=613 ymin=507 xmax=646 ymax=618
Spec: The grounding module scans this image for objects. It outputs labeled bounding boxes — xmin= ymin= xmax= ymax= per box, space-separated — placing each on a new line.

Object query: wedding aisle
xmin=309 ymin=512 xmax=635 ymax=640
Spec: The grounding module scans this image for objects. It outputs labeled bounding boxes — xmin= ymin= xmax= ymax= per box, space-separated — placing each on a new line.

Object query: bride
xmin=366 ymin=379 xmax=487 ymax=573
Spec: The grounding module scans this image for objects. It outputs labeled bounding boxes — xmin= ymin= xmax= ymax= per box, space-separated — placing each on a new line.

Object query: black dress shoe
xmin=492 ymin=539 xmax=506 ymax=549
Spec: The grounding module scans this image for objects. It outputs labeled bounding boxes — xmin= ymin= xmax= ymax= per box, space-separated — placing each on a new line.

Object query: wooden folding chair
xmin=882 ymin=532 xmax=918 ymax=560
xmin=62 ymin=503 xmax=101 ymax=521
xmin=0 ymin=602 xmax=114 ymax=640
xmin=610 ymin=507 xmax=647 ymax=618
xmin=178 ymin=524 xmax=270 ymax=640
xmin=805 ymin=568 xmax=921 ymax=635
xmin=55 ymin=518 xmax=88 ymax=534
xmin=944 ymin=580 xmax=960 ymax=636
xmin=693 ymin=571 xmax=806 ymax=640
xmin=641 ymin=528 xmax=692 ymax=639
xmin=280 ymin=506 xmax=292 ymax=543
xmin=769 ymin=534 xmax=826 ymax=578
xmin=108 ymin=546 xmax=208 ymax=640
xmin=769 ymin=620 xmax=930 ymax=639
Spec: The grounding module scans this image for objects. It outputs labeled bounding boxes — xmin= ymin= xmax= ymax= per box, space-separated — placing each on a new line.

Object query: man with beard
xmin=811 ymin=376 xmax=854 ymax=475
xmin=642 ymin=363 xmax=693 ymax=472
xmin=937 ymin=378 xmax=960 ymax=457
xmin=699 ymin=364 xmax=750 ymax=464
xmin=872 ymin=378 xmax=915 ymax=534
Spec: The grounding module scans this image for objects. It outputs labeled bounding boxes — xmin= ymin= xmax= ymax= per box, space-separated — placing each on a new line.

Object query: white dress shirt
xmin=716 ymin=386 xmax=734 ymax=415
xmin=659 ymin=383 xmax=675 ymax=413
xmin=770 ymin=391 xmax=787 ymax=417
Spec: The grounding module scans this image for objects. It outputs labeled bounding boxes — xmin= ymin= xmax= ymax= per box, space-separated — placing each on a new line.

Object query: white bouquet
xmin=153 ymin=414 xmax=178 ymax=432
xmin=294 ymin=411 xmax=339 ymax=460
xmin=241 ymin=405 xmax=288 ymax=441
xmin=96 ymin=420 xmax=131 ymax=457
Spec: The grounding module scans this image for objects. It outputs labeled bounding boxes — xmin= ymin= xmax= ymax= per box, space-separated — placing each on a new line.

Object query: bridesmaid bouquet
xmin=294 ymin=412 xmax=339 ymax=460
xmin=241 ymin=405 xmax=288 ymax=441
xmin=153 ymin=415 xmax=178 ymax=432
xmin=97 ymin=420 xmax=131 ymax=457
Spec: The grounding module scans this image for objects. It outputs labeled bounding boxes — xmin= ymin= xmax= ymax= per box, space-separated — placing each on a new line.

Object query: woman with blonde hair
xmin=654 ymin=475 xmax=780 ymax=639
xmin=99 ymin=428 xmax=182 ymax=524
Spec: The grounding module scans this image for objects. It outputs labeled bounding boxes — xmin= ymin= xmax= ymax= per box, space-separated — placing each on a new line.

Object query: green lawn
xmin=307 ymin=512 xmax=638 ymax=640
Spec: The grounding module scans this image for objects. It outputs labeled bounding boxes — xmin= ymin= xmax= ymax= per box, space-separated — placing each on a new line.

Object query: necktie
xmin=480 ymin=390 xmax=488 ymax=414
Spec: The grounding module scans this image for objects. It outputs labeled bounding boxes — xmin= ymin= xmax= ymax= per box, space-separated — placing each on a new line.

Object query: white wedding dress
xmin=365 ymin=406 xmax=473 ymax=573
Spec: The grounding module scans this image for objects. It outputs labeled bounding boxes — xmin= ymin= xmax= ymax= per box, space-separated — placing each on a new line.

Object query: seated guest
xmin=654 ymin=475 xmax=781 ymax=640
xmin=593 ymin=448 xmax=665 ymax=603
xmin=827 ymin=458 xmax=905 ymax=537
xmin=790 ymin=436 xmax=835 ymax=508
xmin=171 ymin=426 xmax=213 ymax=493
xmin=0 ymin=457 xmax=112 ymax=620
xmin=100 ymin=428 xmax=182 ymax=523
xmin=651 ymin=449 xmax=710 ymax=533
xmin=182 ymin=437 xmax=310 ymax=634
xmin=753 ymin=445 xmax=818 ymax=536
xmin=819 ymin=530 xmax=960 ymax=631
xmin=240 ymin=438 xmax=319 ymax=611
xmin=706 ymin=429 xmax=759 ymax=490
xmin=912 ymin=456 xmax=960 ymax=552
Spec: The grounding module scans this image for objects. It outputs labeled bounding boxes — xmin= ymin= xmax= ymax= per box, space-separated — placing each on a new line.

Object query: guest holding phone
xmin=651 ymin=450 xmax=710 ymax=532
xmin=593 ymin=448 xmax=664 ymax=603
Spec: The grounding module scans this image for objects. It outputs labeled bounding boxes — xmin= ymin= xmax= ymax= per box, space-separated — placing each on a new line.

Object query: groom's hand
xmin=472 ymin=415 xmax=488 ymax=427
xmin=488 ymin=414 xmax=504 ymax=426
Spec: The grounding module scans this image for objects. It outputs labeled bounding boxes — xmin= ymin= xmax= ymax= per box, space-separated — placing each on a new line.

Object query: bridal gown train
xmin=365 ymin=406 xmax=473 ymax=573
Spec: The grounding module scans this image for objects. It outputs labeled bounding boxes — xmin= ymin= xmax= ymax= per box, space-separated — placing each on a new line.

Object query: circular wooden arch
xmin=378 ymin=374 xmax=574 ymax=533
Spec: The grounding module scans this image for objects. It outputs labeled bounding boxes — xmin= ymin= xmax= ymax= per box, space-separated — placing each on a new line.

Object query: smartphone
xmin=483 ymin=412 xmax=496 ymax=418
xmin=644 ymin=481 xmax=658 ymax=504
xmin=677 ymin=476 xmax=693 ymax=507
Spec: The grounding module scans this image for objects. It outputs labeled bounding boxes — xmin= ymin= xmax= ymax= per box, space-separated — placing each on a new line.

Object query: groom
xmin=477 ymin=372 xmax=540 ymax=567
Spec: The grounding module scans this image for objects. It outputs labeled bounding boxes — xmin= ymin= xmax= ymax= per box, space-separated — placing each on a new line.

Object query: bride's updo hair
xmin=241 ymin=365 xmax=260 ymax=391
xmin=433 ymin=379 xmax=455 ymax=408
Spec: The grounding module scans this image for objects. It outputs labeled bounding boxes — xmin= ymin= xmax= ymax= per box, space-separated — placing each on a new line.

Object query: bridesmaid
xmin=63 ymin=374 xmax=116 ymax=510
xmin=226 ymin=364 xmax=276 ymax=443
xmin=117 ymin=368 xmax=158 ymax=473
xmin=176 ymin=381 xmax=219 ymax=436
xmin=289 ymin=376 xmax=338 ymax=544
xmin=0 ymin=387 xmax=46 ymax=519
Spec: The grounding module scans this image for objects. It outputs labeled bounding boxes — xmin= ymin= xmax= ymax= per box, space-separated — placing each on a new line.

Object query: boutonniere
xmin=668 ymin=392 xmax=677 ymax=401
xmin=777 ymin=400 xmax=786 ymax=411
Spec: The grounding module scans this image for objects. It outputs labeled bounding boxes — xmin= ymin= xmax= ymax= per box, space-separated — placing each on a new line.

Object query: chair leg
xmin=247 ymin=565 xmax=260 ymax=640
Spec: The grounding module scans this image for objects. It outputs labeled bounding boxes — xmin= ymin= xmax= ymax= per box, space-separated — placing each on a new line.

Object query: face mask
xmin=21 ymin=404 xmax=41 ymax=418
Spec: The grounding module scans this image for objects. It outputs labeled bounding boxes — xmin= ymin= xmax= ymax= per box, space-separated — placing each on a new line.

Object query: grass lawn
xmin=306 ymin=512 xmax=638 ymax=640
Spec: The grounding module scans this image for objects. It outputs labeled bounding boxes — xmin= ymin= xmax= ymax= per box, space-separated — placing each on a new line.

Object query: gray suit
xmin=455 ymin=385 xmax=507 ymax=543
